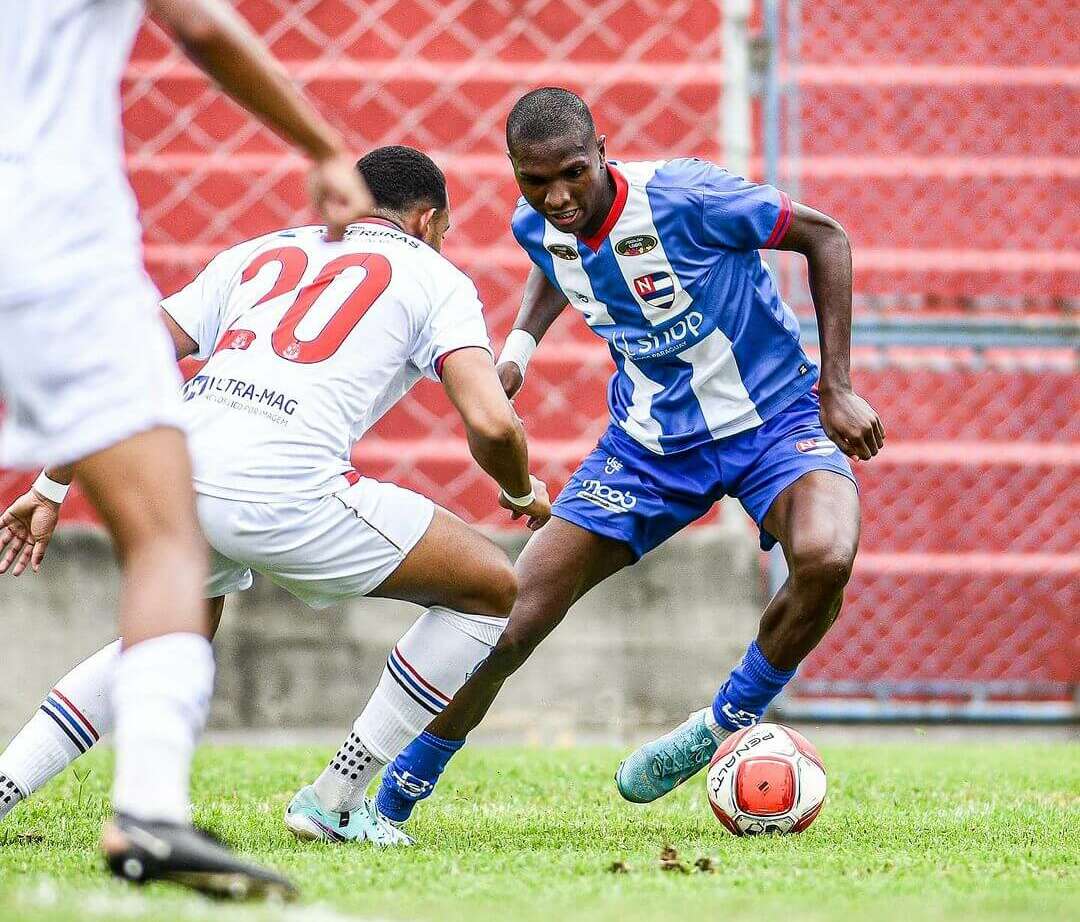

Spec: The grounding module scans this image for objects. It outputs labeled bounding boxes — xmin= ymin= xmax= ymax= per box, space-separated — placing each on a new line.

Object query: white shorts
xmin=196 ymin=476 xmax=436 ymax=609
xmin=0 ymin=268 xmax=184 ymax=468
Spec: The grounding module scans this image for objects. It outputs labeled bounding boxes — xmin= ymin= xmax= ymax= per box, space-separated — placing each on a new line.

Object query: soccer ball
xmin=705 ymin=723 xmax=826 ymax=836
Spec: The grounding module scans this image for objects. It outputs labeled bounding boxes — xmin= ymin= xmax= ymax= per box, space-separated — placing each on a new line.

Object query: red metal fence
xmin=1 ymin=1 xmax=1076 ymax=715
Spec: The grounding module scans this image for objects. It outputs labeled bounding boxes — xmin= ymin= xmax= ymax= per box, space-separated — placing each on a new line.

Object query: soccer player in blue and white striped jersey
xmin=377 ymin=87 xmax=884 ymax=817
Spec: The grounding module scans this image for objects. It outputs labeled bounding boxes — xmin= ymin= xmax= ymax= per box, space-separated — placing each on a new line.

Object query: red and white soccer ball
xmin=706 ymin=723 xmax=827 ymax=836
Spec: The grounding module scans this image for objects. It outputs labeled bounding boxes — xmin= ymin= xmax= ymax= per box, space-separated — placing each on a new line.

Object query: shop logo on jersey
xmin=615 ymin=234 xmax=658 ymax=256
xmin=577 ymin=479 xmax=636 ymax=514
xmin=612 ymin=310 xmax=705 ymax=361
xmin=796 ymin=436 xmax=838 ymax=456
xmin=633 ymin=272 xmax=677 ymax=309
xmin=547 ymin=243 xmax=579 ymax=261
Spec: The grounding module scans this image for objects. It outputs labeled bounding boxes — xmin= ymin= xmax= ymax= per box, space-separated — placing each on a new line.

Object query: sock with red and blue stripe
xmin=0 ymin=640 xmax=118 ymax=818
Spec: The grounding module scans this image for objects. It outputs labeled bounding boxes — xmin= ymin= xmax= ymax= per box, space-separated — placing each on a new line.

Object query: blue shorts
xmin=552 ymin=391 xmax=856 ymax=561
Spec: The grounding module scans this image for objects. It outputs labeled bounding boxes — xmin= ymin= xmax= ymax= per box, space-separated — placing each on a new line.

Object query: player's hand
xmin=308 ymin=150 xmax=375 ymax=242
xmin=819 ymin=386 xmax=885 ymax=461
xmin=499 ymin=475 xmax=551 ymax=530
xmin=0 ymin=489 xmax=61 ymax=576
xmin=496 ymin=361 xmax=525 ymax=400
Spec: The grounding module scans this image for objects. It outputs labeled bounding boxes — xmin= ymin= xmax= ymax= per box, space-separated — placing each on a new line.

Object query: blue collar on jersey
xmin=579 ymin=163 xmax=629 ymax=253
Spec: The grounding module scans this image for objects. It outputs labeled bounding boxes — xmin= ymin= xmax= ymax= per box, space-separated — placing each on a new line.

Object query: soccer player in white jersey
xmin=375 ymin=87 xmax=885 ymax=823
xmin=0 ymin=0 xmax=410 ymax=897
xmin=0 ymin=146 xmax=551 ymax=852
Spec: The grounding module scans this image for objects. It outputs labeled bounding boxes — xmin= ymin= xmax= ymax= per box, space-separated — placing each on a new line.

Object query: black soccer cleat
xmin=103 ymin=813 xmax=298 ymax=902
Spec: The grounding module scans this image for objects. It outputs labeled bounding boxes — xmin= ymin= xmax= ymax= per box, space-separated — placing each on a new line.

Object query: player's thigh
xmin=731 ymin=392 xmax=859 ymax=554
xmin=75 ymin=426 xmax=204 ymax=562
xmin=371 ymin=506 xmax=517 ymax=617
xmin=762 ymin=470 xmax=861 ymax=570
xmin=504 ymin=515 xmax=635 ymax=646
xmin=0 ymin=269 xmax=184 ymax=469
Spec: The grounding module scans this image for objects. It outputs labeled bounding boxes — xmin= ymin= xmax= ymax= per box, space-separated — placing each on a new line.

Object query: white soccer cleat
xmin=284 ymin=785 xmax=414 ymax=846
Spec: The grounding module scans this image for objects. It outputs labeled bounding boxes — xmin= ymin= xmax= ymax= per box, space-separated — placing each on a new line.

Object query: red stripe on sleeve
xmin=764 ymin=191 xmax=793 ymax=248
xmin=433 ymin=345 xmax=490 ymax=379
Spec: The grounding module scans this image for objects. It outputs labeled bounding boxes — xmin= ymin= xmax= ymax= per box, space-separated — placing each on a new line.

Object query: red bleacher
xmin=1 ymin=1 xmax=1076 ymax=705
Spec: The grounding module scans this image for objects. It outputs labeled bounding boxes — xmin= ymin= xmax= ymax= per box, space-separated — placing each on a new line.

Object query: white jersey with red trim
xmin=163 ymin=222 xmax=491 ymax=502
xmin=0 ymin=0 xmax=147 ymax=297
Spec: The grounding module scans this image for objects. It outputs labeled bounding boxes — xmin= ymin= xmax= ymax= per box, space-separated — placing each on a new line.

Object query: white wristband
xmin=33 ymin=472 xmax=69 ymax=505
xmin=498 ymin=329 xmax=537 ymax=377
xmin=500 ymin=487 xmax=536 ymax=509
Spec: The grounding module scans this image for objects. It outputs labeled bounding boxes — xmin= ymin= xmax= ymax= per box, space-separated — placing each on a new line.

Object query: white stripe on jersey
xmin=542 ymin=221 xmax=615 ymax=327
xmin=676 ymin=328 xmax=763 ymax=439
xmin=619 ymin=357 xmax=664 ymax=453
xmin=610 ymin=161 xmax=693 ymax=327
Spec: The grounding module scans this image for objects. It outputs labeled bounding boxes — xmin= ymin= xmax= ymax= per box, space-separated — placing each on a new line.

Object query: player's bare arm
xmin=440 ymin=347 xmax=551 ymax=529
xmin=776 ymin=203 xmax=885 ymax=461
xmin=147 ymin=0 xmax=372 ymax=240
xmin=160 ymin=306 xmax=200 ymax=361
xmin=497 ymin=265 xmax=570 ymax=399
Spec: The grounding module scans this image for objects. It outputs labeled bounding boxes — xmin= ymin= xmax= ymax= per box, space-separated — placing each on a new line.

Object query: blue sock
xmin=711 ymin=641 xmax=796 ymax=732
xmin=375 ymin=731 xmax=465 ymax=823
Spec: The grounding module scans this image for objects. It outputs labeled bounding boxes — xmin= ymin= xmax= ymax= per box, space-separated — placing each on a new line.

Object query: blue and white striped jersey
xmin=511 ymin=158 xmax=817 ymax=454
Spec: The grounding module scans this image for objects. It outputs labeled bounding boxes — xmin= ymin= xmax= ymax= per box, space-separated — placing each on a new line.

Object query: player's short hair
xmin=356 ymin=145 xmax=447 ymax=213
xmin=505 ymin=87 xmax=596 ymax=153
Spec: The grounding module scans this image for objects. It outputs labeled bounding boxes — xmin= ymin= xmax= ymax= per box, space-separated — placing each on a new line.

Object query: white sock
xmin=0 ymin=640 xmax=120 ymax=819
xmin=312 ymin=607 xmax=505 ymax=813
xmin=112 ymin=633 xmax=214 ymax=824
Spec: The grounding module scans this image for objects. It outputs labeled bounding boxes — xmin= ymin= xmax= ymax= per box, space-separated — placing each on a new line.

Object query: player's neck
xmin=357 ymin=213 xmax=409 ymax=236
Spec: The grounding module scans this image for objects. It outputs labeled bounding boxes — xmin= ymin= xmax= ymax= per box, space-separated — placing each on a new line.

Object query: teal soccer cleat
xmin=284 ymin=785 xmax=414 ymax=846
xmin=615 ymin=708 xmax=728 ymax=803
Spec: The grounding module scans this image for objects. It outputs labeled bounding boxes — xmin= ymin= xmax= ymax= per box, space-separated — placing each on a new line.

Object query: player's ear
xmin=416 ymin=206 xmax=439 ymax=237
xmin=596 ymin=134 xmax=607 ymax=165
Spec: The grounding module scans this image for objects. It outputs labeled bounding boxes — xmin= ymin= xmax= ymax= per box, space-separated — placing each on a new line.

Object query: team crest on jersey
xmin=212 ymin=328 xmax=256 ymax=355
xmin=796 ymin=437 xmax=838 ymax=456
xmin=615 ymin=234 xmax=658 ymax=256
xmin=633 ymin=272 xmax=677 ymax=309
xmin=547 ymin=243 xmax=579 ymax=260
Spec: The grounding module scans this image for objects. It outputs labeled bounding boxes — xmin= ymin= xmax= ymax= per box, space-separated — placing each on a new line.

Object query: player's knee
xmin=110 ymin=508 xmax=200 ymax=568
xmin=458 ymin=556 xmax=517 ymax=618
xmin=790 ymin=540 xmax=855 ymax=595
xmin=486 ymin=557 xmax=519 ymax=617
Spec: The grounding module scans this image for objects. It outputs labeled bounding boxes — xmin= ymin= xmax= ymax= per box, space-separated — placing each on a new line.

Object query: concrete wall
xmin=0 ymin=501 xmax=764 ymax=744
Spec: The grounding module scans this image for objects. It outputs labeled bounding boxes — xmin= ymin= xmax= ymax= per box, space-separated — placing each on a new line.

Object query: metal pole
xmin=721 ymin=0 xmax=753 ymax=178
xmin=762 ymin=0 xmax=780 ymax=187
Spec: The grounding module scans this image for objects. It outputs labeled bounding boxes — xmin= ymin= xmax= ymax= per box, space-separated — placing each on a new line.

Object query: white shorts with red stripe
xmin=196 ymin=475 xmax=435 ymax=608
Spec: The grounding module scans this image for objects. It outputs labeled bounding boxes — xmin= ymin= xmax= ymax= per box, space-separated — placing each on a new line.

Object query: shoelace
xmin=650 ymin=734 xmax=713 ymax=779
xmin=365 ymin=801 xmax=411 ymax=845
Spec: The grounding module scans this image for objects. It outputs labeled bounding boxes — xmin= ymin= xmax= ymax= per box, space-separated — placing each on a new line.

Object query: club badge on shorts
xmin=795 ymin=436 xmax=838 ymax=456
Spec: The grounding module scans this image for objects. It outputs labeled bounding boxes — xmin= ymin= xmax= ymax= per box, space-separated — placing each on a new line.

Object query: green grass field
xmin=0 ymin=743 xmax=1076 ymax=922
